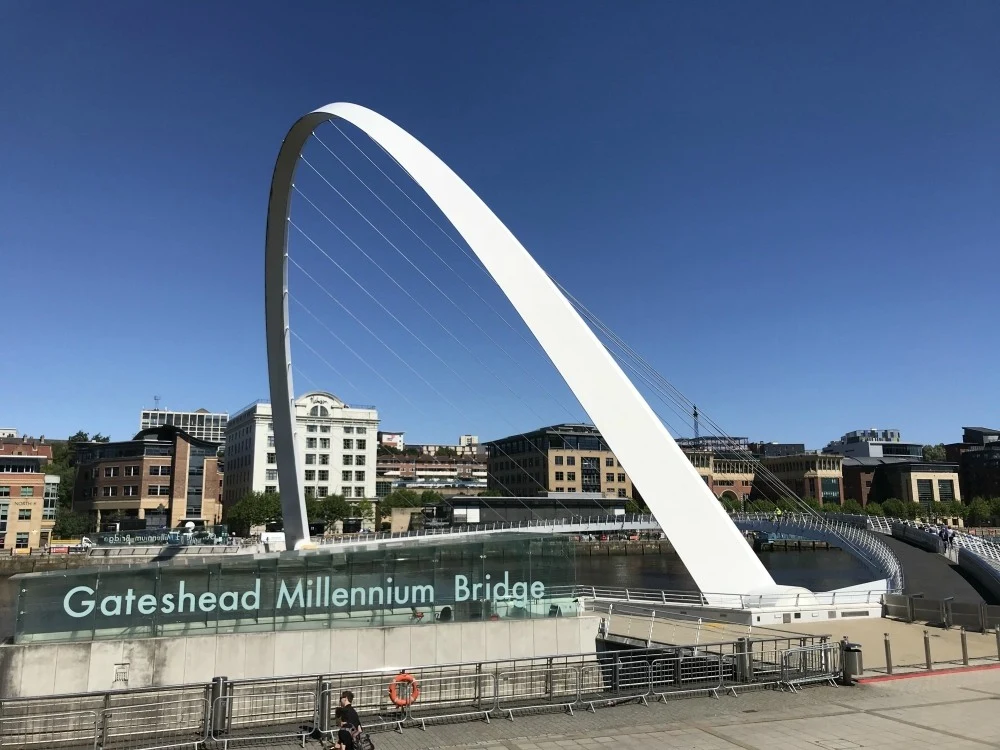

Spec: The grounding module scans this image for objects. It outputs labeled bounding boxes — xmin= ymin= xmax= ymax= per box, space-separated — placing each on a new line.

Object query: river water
xmin=0 ymin=549 xmax=869 ymax=640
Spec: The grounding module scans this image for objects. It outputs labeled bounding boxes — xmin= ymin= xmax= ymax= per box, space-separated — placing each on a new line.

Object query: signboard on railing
xmin=11 ymin=535 xmax=576 ymax=642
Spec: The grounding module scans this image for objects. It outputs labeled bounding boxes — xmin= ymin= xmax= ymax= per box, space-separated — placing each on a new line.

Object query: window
xmin=343 ymin=439 xmax=354 ymax=449
xmin=267 ymin=421 xmax=273 ymax=432
xmin=555 ymin=487 xmax=563 ymax=492
xmin=305 ymin=487 xmax=315 ymax=498
xmin=606 ymin=473 xmax=614 ymax=483
xmin=306 ymin=438 xmax=317 ymax=449
xmin=0 ymin=487 xmax=8 ymax=497
xmin=342 ymin=471 xmax=352 ymax=481
xmin=555 ymin=471 xmax=564 ymax=481
xmin=938 ymin=479 xmax=955 ymax=502
xmin=123 ymin=486 xmax=139 ymax=496
xmin=606 ymin=457 xmax=615 ymax=467
xmin=344 ymin=426 xmax=354 ymax=434
xmin=315 ymin=470 xmax=326 ymax=481
xmin=265 ymin=485 xmax=276 ymax=494
xmin=102 ymin=486 xmax=118 ymax=497
xmin=617 ymin=473 xmax=626 ymax=483
xmin=320 ymin=438 xmax=330 ymax=449
xmin=266 ymin=469 xmax=278 ymax=481
xmin=554 ymin=456 xmax=563 ymax=465
xmin=104 ymin=466 xmax=120 ymax=478
xmin=124 ymin=466 xmax=140 ymax=477
xmin=317 ymin=486 xmax=328 ymax=497
xmin=267 ymin=435 xmax=275 ymax=447
xmin=355 ymin=471 xmax=365 ymax=481
xmin=267 ymin=453 xmax=277 ymax=464
xmin=618 ymin=489 xmax=627 ymax=498
xmin=343 ymin=455 xmax=354 ymax=466
xmin=354 ymin=487 xmax=365 ymax=498
xmin=17 ymin=508 xmax=31 ymax=520
xmin=355 ymin=455 xmax=366 ymax=466
xmin=320 ymin=425 xmax=331 ymax=433
xmin=306 ymin=425 xmax=318 ymax=433
xmin=305 ymin=454 xmax=316 ymax=465
xmin=319 ymin=454 xmax=330 ymax=465
xmin=0 ymin=503 xmax=7 ymax=533
xmin=917 ymin=479 xmax=934 ymax=503
xmin=567 ymin=487 xmax=576 ymax=493
xmin=309 ymin=405 xmax=329 ymax=417
xmin=357 ymin=439 xmax=366 ymax=450
xmin=304 ymin=470 xmax=315 ymax=481
xmin=567 ymin=472 xmax=576 ymax=481
xmin=566 ymin=456 xmax=576 ymax=466
xmin=357 ymin=427 xmax=367 ymax=434
xmin=20 ymin=486 xmax=34 ymax=497
xmin=15 ymin=533 xmax=28 ymax=550
xmin=149 ymin=465 xmax=172 ymax=476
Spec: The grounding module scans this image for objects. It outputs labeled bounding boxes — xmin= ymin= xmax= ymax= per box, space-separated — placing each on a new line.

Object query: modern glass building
xmin=12 ymin=534 xmax=578 ymax=644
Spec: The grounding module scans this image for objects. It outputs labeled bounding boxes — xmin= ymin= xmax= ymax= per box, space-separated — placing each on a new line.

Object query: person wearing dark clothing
xmin=339 ymin=691 xmax=362 ymax=730
xmin=334 ymin=707 xmax=355 ymax=750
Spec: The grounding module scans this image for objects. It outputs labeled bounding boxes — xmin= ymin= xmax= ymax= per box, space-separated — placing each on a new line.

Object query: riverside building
xmin=72 ymin=426 xmax=223 ymax=529
xmin=223 ymin=392 xmax=379 ymax=509
xmin=140 ymin=407 xmax=228 ymax=446
xmin=0 ymin=436 xmax=58 ymax=551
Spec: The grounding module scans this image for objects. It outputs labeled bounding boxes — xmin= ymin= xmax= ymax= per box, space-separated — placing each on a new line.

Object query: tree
xmin=881 ymin=498 xmax=909 ymax=520
xmin=52 ymin=508 xmax=94 ymax=538
xmin=435 ymin=447 xmax=457 ymax=458
xmin=966 ymin=498 xmax=992 ymax=527
xmin=376 ymin=489 xmax=420 ymax=520
xmin=225 ymin=491 xmax=282 ymax=536
xmin=310 ymin=494 xmax=352 ymax=531
xmin=841 ymin=499 xmax=864 ymax=514
xmin=419 ymin=490 xmax=444 ymax=506
xmin=353 ymin=500 xmax=375 ymax=522
xmin=864 ymin=502 xmax=885 ymax=516
xmin=922 ymin=444 xmax=946 ymax=462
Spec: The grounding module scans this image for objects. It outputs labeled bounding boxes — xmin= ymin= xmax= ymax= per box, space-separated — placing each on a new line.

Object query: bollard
xmin=996 ymin=626 xmax=1000 ymax=662
xmin=210 ymin=676 xmax=228 ymax=736
xmin=924 ymin=631 xmax=933 ymax=671
xmin=884 ymin=633 xmax=893 ymax=675
xmin=960 ymin=628 xmax=969 ymax=666
xmin=318 ymin=680 xmax=333 ymax=735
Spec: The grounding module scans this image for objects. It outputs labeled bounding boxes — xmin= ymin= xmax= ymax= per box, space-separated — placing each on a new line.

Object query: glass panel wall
xmin=13 ymin=534 xmax=576 ymax=643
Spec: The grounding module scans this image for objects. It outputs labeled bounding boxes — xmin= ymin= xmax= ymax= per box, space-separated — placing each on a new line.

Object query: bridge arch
xmin=265 ymin=103 xmax=780 ymax=596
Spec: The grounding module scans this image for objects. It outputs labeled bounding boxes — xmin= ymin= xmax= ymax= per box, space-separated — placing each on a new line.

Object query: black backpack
xmin=350 ymin=725 xmax=375 ymax=750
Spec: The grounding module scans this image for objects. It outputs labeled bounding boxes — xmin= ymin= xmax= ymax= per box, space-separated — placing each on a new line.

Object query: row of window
xmin=300 ymin=424 xmax=368 ymax=434
xmin=0 ymin=532 xmax=30 ymax=550
xmin=550 ymin=487 xmax=630 ymax=498
xmin=0 ymin=463 xmax=39 ymax=473
xmin=303 ymin=486 xmax=368 ymax=498
xmin=84 ymin=485 xmax=172 ymax=498
xmin=0 ymin=486 xmax=34 ymax=497
xmin=94 ymin=465 xmax=172 ymax=478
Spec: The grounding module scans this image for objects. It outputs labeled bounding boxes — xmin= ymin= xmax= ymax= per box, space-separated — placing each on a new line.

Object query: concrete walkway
xmin=883 ymin=535 xmax=986 ymax=603
xmin=265 ymin=667 xmax=1000 ymax=750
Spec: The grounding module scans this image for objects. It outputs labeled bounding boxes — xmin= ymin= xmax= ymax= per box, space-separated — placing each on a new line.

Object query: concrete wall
xmin=0 ymin=615 xmax=602 ymax=699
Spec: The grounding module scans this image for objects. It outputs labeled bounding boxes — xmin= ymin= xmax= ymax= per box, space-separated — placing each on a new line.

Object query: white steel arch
xmin=265 ymin=102 xmax=783 ymax=596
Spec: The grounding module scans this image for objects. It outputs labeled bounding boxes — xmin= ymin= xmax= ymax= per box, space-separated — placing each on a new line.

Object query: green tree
xmin=419 ymin=490 xmax=445 ymax=506
xmin=922 ymin=444 xmax=947 ymax=462
xmin=881 ymin=498 xmax=909 ymax=520
xmin=353 ymin=500 xmax=375 ymax=522
xmin=478 ymin=488 xmax=507 ymax=497
xmin=52 ymin=508 xmax=94 ymax=538
xmin=310 ymin=494 xmax=352 ymax=531
xmin=841 ymin=499 xmax=864 ymax=514
xmin=376 ymin=489 xmax=420 ymax=521
xmin=225 ymin=491 xmax=282 ymax=536
xmin=966 ymin=498 xmax=992 ymax=527
xmin=864 ymin=502 xmax=885 ymax=516
xmin=435 ymin=447 xmax=458 ymax=458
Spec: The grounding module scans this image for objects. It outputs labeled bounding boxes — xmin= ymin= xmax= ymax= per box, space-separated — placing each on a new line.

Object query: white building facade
xmin=140 ymin=408 xmax=228 ymax=445
xmin=223 ymin=392 xmax=379 ymax=509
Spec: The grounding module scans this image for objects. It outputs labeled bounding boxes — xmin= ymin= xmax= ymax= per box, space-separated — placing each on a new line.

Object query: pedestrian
xmin=339 ymin=691 xmax=362 ymax=731
xmin=333 ymin=708 xmax=355 ymax=750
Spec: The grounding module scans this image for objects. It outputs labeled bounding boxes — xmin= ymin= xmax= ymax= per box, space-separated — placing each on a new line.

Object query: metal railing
xmin=572 ymin=583 xmax=888 ymax=608
xmin=730 ymin=513 xmax=904 ymax=592
xmin=0 ymin=635 xmax=836 ymax=749
xmin=883 ymin=592 xmax=1000 ymax=632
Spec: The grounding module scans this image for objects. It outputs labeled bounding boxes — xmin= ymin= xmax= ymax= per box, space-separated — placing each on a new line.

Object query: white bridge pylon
xmin=265 ymin=102 xmax=795 ymax=601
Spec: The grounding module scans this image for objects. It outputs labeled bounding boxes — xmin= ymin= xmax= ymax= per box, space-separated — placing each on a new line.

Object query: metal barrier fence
xmin=0 ymin=635 xmax=838 ymax=749
xmin=779 ymin=644 xmax=841 ymax=692
xmin=884 ymin=592 xmax=1000 ymax=632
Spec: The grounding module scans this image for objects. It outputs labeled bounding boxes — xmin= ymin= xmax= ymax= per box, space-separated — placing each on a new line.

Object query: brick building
xmin=0 ymin=437 xmax=58 ymax=551
xmin=73 ymin=425 xmax=223 ymax=529
xmin=754 ymin=453 xmax=844 ymax=505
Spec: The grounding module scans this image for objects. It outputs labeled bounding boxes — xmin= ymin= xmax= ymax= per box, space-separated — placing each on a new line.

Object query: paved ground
xmin=262 ymin=666 xmax=1000 ymax=750
xmin=882 ymin=536 xmax=986 ymax=603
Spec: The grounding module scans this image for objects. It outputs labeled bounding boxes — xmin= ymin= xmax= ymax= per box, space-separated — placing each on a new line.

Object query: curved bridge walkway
xmin=882 ymin=534 xmax=986 ymax=603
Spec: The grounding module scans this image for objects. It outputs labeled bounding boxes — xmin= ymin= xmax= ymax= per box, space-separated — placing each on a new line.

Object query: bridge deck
xmin=883 ymin=535 xmax=986 ymax=604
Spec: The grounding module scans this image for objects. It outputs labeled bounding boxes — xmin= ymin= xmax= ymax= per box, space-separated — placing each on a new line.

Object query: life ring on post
xmin=388 ymin=672 xmax=420 ymax=707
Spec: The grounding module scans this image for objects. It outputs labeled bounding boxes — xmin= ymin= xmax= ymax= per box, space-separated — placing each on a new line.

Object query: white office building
xmin=223 ymin=392 xmax=379 ymax=508
xmin=140 ymin=408 xmax=228 ymax=445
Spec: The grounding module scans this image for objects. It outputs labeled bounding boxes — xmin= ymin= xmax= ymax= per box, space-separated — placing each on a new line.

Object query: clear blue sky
xmin=1 ymin=1 xmax=996 ymax=449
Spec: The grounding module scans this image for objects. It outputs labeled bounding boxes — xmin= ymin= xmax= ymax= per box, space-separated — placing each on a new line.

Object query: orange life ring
xmin=388 ymin=673 xmax=420 ymax=707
